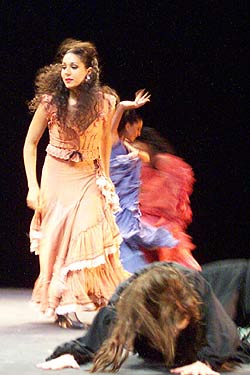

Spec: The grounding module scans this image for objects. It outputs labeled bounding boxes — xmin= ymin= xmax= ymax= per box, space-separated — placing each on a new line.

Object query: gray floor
xmin=1 ymin=288 xmax=250 ymax=375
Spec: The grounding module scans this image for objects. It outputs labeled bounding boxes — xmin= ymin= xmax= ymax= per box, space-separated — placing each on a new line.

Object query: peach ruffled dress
xmin=29 ymin=94 xmax=129 ymax=316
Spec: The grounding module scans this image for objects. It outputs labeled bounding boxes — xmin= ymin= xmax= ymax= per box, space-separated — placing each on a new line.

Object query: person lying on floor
xmin=37 ymin=262 xmax=250 ymax=375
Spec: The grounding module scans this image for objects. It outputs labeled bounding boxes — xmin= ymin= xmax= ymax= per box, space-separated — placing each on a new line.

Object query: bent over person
xmin=37 ymin=262 xmax=250 ymax=374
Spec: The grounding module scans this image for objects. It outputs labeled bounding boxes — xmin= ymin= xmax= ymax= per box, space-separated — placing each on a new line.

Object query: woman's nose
xmin=64 ymin=67 xmax=70 ymax=75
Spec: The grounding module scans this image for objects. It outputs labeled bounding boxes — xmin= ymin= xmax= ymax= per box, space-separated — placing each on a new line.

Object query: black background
xmin=1 ymin=1 xmax=249 ymax=287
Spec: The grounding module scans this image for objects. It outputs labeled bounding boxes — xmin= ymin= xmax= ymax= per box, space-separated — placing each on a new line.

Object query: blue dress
xmin=110 ymin=141 xmax=178 ymax=272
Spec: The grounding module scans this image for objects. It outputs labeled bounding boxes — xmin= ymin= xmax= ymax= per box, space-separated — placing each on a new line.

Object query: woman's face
xmin=61 ymin=52 xmax=90 ymax=90
xmin=124 ymin=120 xmax=143 ymax=142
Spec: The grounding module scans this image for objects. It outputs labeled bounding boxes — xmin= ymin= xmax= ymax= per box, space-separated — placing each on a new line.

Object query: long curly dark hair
xmin=28 ymin=38 xmax=106 ymax=132
xmin=91 ymin=264 xmax=205 ymax=372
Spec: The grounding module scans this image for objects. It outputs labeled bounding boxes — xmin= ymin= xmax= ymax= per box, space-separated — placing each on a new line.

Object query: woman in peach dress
xmin=23 ymin=39 xmax=128 ymax=328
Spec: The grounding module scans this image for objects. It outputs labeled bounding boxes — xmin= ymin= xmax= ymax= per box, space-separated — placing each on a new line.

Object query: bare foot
xmin=45 ymin=307 xmax=56 ymax=319
xmin=81 ymin=302 xmax=96 ymax=311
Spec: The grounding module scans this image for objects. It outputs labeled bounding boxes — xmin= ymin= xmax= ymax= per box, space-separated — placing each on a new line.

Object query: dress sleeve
xmin=45 ymin=338 xmax=93 ymax=364
xmin=99 ymin=93 xmax=116 ymax=121
xmin=45 ymin=271 xmax=138 ymax=365
xmin=190 ymin=271 xmax=241 ymax=369
xmin=46 ymin=306 xmax=117 ymax=365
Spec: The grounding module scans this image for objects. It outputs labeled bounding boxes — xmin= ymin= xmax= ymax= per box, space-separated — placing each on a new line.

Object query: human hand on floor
xmin=170 ymin=360 xmax=220 ymax=375
xmin=37 ymin=354 xmax=80 ymax=370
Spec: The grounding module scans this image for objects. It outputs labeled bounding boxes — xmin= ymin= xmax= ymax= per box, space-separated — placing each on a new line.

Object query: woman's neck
xmin=68 ymin=90 xmax=79 ymax=106
xmin=120 ymin=135 xmax=130 ymax=143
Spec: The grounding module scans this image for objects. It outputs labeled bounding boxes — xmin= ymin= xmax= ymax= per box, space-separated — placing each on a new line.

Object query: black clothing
xmin=202 ymin=259 xmax=250 ymax=327
xmin=46 ymin=262 xmax=250 ymax=369
xmin=47 ymin=306 xmax=117 ymax=364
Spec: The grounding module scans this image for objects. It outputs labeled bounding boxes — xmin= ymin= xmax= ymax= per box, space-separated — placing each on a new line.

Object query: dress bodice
xmin=41 ymin=93 xmax=115 ymax=162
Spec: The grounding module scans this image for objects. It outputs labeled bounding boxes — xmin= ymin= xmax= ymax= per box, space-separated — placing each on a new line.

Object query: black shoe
xmin=238 ymin=326 xmax=250 ymax=344
xmin=56 ymin=312 xmax=87 ymax=329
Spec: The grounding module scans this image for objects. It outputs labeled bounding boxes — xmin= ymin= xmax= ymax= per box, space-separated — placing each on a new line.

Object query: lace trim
xmin=62 ymin=245 xmax=118 ymax=276
xmin=30 ymin=230 xmax=42 ymax=254
xmin=96 ymin=175 xmax=121 ymax=214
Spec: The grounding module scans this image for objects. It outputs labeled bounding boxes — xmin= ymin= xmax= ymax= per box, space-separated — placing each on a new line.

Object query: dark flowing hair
xmin=28 ymin=38 xmax=108 ymax=133
xmin=135 ymin=126 xmax=176 ymax=167
xmin=117 ymin=109 xmax=142 ymax=138
xmin=91 ymin=264 xmax=204 ymax=372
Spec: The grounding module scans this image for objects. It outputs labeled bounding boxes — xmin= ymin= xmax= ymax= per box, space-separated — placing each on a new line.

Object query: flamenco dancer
xmin=23 ymin=38 xmax=128 ymax=328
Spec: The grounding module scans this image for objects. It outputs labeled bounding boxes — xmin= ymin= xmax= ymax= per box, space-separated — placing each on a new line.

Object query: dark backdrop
xmin=1 ymin=1 xmax=249 ymax=287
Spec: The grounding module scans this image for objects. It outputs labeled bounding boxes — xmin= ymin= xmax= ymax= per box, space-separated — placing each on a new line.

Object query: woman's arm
xmin=111 ymin=89 xmax=150 ymax=145
xmin=99 ymin=95 xmax=116 ymax=177
xmin=36 ymin=306 xmax=117 ymax=370
xmin=123 ymin=140 xmax=150 ymax=163
xmin=23 ymin=104 xmax=48 ymax=210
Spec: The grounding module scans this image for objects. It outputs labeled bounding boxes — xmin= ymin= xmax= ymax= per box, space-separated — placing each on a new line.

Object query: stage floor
xmin=1 ymin=288 xmax=250 ymax=375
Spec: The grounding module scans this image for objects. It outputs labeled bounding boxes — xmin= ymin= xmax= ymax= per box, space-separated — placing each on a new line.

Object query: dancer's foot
xmin=45 ymin=307 xmax=56 ymax=319
xmin=81 ymin=302 xmax=96 ymax=311
xmin=56 ymin=312 xmax=88 ymax=329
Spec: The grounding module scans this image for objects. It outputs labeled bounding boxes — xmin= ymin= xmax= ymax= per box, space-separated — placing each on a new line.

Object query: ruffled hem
xmin=62 ymin=254 xmax=129 ymax=307
xmin=115 ymin=207 xmax=141 ymax=239
xmin=62 ymin=234 xmax=122 ymax=276
xmin=30 ymin=202 xmax=127 ymax=313
xmin=31 ymin=253 xmax=130 ymax=314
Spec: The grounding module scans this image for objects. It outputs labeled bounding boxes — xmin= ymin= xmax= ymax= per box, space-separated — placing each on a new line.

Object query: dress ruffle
xmin=110 ymin=141 xmax=178 ymax=272
xmin=30 ymin=153 xmax=128 ymax=315
xmin=96 ymin=175 xmax=120 ymax=214
xmin=140 ymin=153 xmax=201 ymax=271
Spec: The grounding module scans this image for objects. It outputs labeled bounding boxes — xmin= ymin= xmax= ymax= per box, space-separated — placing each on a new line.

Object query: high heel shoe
xmin=56 ymin=312 xmax=87 ymax=329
